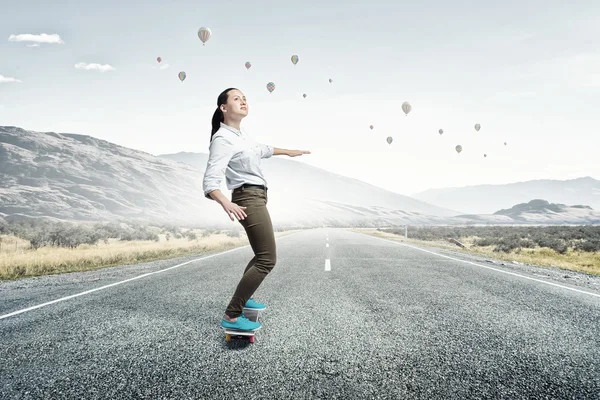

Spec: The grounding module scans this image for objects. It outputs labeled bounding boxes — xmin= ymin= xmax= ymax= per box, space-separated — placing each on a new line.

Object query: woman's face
xmin=222 ymin=90 xmax=248 ymax=118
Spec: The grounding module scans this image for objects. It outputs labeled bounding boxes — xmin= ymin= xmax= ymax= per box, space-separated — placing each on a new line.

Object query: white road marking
xmin=369 ymin=235 xmax=600 ymax=299
xmin=326 ymin=243 xmax=329 ymax=248
xmin=325 ymin=259 xmax=331 ymax=271
xmin=0 ymin=232 xmax=302 ymax=321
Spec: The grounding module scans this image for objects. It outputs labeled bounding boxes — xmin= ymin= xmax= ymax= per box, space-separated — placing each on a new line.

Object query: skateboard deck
xmin=223 ymin=325 xmax=262 ymax=343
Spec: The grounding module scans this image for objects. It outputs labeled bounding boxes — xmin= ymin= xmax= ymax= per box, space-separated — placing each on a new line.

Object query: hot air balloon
xmin=474 ymin=123 xmax=481 ymax=132
xmin=504 ymin=141 xmax=507 ymax=146
xmin=386 ymin=136 xmax=393 ymax=145
xmin=266 ymin=82 xmax=276 ymax=93
xmin=157 ymin=57 xmax=162 ymax=63
xmin=197 ymin=27 xmax=212 ymax=45
xmin=291 ymin=55 xmax=299 ymax=65
xmin=439 ymin=129 xmax=443 ymax=135
xmin=328 ymin=78 xmax=333 ymax=83
xmin=370 ymin=125 xmax=374 ymax=130
xmin=402 ymin=102 xmax=412 ymax=116
xmin=455 ymin=145 xmax=462 ymax=154
xmin=303 ymin=93 xmax=307 ymax=98
xmin=245 ymin=61 xmax=251 ymax=69
xmin=484 ymin=154 xmax=487 ymax=158
xmin=178 ymin=71 xmax=186 ymax=82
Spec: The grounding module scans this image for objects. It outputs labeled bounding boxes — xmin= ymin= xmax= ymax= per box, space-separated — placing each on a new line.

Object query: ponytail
xmin=210 ymin=87 xmax=238 ymax=144
xmin=210 ymin=107 xmax=223 ymax=143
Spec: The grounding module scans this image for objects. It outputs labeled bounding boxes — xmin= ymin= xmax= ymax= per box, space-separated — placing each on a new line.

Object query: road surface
xmin=1 ymin=228 xmax=599 ymax=399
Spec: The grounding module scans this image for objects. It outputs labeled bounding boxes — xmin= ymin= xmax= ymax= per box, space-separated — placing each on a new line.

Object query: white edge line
xmin=364 ymin=234 xmax=600 ymax=299
xmin=0 ymin=231 xmax=302 ymax=321
xmin=325 ymin=259 xmax=331 ymax=271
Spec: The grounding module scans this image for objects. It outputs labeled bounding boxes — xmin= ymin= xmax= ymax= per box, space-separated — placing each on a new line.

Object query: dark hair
xmin=210 ymin=87 xmax=238 ymax=143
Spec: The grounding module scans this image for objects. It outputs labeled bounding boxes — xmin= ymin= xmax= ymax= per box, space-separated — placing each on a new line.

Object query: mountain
xmin=0 ymin=126 xmax=225 ymax=226
xmin=0 ymin=126 xmax=457 ymax=229
xmin=412 ymin=177 xmax=600 ymax=214
xmin=448 ymin=199 xmax=600 ymax=225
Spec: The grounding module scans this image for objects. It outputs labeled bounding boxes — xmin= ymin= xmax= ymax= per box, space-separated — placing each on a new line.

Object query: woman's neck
xmin=223 ymin=118 xmax=241 ymax=131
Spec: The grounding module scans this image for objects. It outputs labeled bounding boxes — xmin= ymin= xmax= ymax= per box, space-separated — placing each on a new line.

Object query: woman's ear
xmin=220 ymin=104 xmax=227 ymax=113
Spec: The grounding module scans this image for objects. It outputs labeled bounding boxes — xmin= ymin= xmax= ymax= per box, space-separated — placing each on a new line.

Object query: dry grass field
xmin=353 ymin=228 xmax=600 ymax=276
xmin=0 ymin=229 xmax=300 ymax=280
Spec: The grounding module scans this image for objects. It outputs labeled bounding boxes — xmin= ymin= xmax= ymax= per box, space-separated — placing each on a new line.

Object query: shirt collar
xmin=220 ymin=122 xmax=243 ymax=137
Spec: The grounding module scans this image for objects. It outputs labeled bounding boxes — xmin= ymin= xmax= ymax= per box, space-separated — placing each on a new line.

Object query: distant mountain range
xmin=0 ymin=126 xmax=455 ymax=229
xmin=412 ymin=177 xmax=600 ymax=214
xmin=450 ymin=199 xmax=600 ymax=225
xmin=1 ymin=126 xmax=598 ymax=228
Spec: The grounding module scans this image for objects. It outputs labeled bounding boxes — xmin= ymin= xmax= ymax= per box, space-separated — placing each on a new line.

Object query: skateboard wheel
xmin=225 ymin=334 xmax=231 ymax=342
xmin=249 ymin=336 xmax=255 ymax=344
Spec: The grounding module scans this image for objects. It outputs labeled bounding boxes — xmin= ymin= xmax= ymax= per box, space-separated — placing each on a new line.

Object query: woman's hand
xmin=222 ymin=200 xmax=247 ymax=221
xmin=288 ymin=149 xmax=311 ymax=157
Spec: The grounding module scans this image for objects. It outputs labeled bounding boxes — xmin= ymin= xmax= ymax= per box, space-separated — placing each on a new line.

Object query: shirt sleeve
xmin=203 ymin=136 xmax=236 ymax=200
xmin=258 ymin=143 xmax=274 ymax=159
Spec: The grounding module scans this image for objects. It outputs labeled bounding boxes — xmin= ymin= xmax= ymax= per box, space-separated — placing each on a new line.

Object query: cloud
xmin=0 ymin=75 xmax=22 ymax=83
xmin=159 ymin=63 xmax=170 ymax=70
xmin=26 ymin=44 xmax=40 ymax=48
xmin=8 ymin=33 xmax=64 ymax=44
xmin=75 ymin=63 xmax=115 ymax=72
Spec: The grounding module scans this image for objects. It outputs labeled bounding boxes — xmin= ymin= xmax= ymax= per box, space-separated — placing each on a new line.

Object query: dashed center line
xmin=325 ymin=259 xmax=331 ymax=271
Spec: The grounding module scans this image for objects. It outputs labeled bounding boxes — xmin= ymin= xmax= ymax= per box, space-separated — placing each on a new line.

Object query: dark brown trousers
xmin=225 ymin=186 xmax=277 ymax=318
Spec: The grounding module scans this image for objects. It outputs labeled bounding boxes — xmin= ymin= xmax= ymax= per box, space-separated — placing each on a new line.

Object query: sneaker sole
xmin=222 ymin=325 xmax=262 ymax=333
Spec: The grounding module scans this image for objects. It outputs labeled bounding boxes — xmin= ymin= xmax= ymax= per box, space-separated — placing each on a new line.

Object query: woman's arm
xmin=273 ymin=147 xmax=311 ymax=157
xmin=273 ymin=147 xmax=290 ymax=156
xmin=203 ymin=137 xmax=235 ymax=201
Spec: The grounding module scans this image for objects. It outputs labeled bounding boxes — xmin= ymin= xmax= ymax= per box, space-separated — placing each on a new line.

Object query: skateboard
xmin=223 ymin=307 xmax=265 ymax=344
xmin=223 ymin=326 xmax=262 ymax=343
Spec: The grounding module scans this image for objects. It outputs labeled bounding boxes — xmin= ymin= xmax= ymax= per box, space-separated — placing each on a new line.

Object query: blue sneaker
xmin=221 ymin=314 xmax=261 ymax=331
xmin=244 ymin=298 xmax=266 ymax=310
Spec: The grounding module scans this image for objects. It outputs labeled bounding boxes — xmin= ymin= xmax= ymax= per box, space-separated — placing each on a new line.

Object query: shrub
xmin=473 ymin=237 xmax=495 ymax=247
xmin=186 ymin=231 xmax=198 ymax=241
xmin=573 ymin=240 xmax=600 ymax=252
xmin=225 ymin=230 xmax=240 ymax=238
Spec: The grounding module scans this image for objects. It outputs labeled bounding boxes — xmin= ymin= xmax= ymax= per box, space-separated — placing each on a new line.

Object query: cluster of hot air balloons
xmin=371 ymin=101 xmax=412 ymax=145
xmin=243 ymin=53 xmax=333 ymax=96
xmin=159 ymin=27 xmax=212 ymax=82
xmin=369 ymin=106 xmax=506 ymax=155
xmin=159 ymin=25 xmax=508 ymax=159
xmin=435 ymin=122 xmax=506 ymax=156
xmin=244 ymin=55 xmax=286 ymax=93
xmin=164 ymin=27 xmax=334 ymax=91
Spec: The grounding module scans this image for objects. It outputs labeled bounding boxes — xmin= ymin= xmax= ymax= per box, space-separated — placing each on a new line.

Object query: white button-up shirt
xmin=203 ymin=122 xmax=274 ymax=200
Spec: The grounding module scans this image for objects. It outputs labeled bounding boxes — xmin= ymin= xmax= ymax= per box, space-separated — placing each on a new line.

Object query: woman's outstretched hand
xmin=288 ymin=149 xmax=311 ymax=157
xmin=222 ymin=200 xmax=247 ymax=221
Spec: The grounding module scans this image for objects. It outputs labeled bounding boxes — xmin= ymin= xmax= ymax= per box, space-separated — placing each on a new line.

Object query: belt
xmin=234 ymin=183 xmax=267 ymax=191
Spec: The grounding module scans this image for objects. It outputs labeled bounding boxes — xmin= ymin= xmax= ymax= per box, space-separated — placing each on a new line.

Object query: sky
xmin=1 ymin=0 xmax=599 ymax=196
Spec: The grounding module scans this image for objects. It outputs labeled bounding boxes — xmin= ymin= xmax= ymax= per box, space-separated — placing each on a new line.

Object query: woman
xmin=203 ymin=87 xmax=310 ymax=331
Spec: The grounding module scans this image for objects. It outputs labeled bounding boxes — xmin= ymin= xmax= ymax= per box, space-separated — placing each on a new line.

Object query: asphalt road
xmin=1 ymin=228 xmax=599 ymax=399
